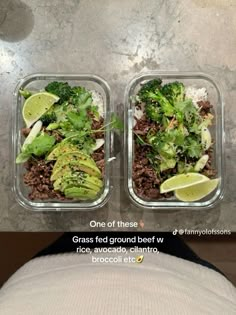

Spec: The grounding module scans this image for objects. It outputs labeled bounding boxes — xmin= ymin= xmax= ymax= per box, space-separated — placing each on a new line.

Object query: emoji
xmin=139 ymin=220 xmax=144 ymax=229
xmin=136 ymin=255 xmax=144 ymax=263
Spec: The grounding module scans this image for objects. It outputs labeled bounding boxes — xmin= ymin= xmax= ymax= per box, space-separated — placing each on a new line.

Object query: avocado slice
xmin=64 ymin=186 xmax=98 ymax=200
xmin=56 ymin=180 xmax=100 ymax=193
xmin=51 ymin=164 xmax=80 ymax=181
xmin=53 ymin=171 xmax=103 ymax=192
xmin=47 ymin=143 xmax=79 ymax=161
xmin=64 ymin=171 xmax=103 ymax=188
xmin=53 ymin=151 xmax=96 ymax=172
xmin=51 ymin=159 xmax=101 ymax=181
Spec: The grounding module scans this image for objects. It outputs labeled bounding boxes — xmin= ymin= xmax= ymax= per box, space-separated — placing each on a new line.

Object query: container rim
xmin=14 ymin=72 xmax=111 ymax=96
xmin=124 ymin=70 xmax=225 ymax=98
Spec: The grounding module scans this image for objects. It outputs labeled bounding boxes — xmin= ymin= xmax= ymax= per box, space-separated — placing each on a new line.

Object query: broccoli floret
xmin=40 ymin=111 xmax=57 ymax=126
xmin=138 ymin=78 xmax=162 ymax=102
xmin=137 ymin=78 xmax=174 ymax=117
xmin=147 ymin=90 xmax=174 ymax=117
xmin=145 ymin=103 xmax=161 ymax=122
xmin=45 ymin=81 xmax=71 ymax=104
xmin=161 ymin=81 xmax=185 ymax=105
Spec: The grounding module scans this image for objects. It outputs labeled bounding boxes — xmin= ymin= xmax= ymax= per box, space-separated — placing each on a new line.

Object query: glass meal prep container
xmin=12 ymin=73 xmax=112 ymax=211
xmin=124 ymin=71 xmax=224 ymax=210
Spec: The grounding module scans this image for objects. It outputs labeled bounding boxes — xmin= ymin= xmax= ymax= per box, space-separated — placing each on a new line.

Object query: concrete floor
xmin=0 ymin=0 xmax=236 ymax=231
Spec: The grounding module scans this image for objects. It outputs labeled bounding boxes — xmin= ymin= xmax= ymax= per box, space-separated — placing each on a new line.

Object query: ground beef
xmin=132 ymin=144 xmax=162 ymax=199
xmin=91 ymin=116 xmax=104 ymax=139
xmin=133 ymin=115 xmax=159 ymax=135
xmin=202 ymin=168 xmax=217 ymax=177
xmin=92 ymin=150 xmax=104 ymax=163
xmin=92 ymin=146 xmax=105 ymax=175
xmin=161 ymin=167 xmax=177 ymax=176
xmin=24 ymin=158 xmax=65 ymax=200
xmin=197 ymin=100 xmax=213 ymax=116
xmin=96 ymin=159 xmax=105 ymax=175
xmin=201 ymin=148 xmax=216 ymax=178
xmin=21 ymin=128 xmax=31 ymax=137
xmin=51 ymin=130 xmax=64 ymax=143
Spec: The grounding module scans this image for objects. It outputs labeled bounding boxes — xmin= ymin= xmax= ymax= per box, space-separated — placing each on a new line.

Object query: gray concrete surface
xmin=0 ymin=0 xmax=236 ymax=231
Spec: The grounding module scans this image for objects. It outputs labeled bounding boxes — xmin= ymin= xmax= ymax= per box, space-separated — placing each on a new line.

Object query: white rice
xmin=185 ymin=86 xmax=208 ymax=107
xmin=90 ymin=90 xmax=104 ymax=117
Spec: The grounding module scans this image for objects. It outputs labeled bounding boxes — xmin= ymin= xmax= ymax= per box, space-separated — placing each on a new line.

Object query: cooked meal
xmin=132 ymin=78 xmax=218 ymax=202
xmin=16 ymin=81 xmax=121 ymax=201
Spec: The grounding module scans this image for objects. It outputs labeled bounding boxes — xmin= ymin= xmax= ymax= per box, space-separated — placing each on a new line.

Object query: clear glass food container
xmin=124 ymin=71 xmax=225 ymax=210
xmin=12 ymin=73 xmax=112 ymax=211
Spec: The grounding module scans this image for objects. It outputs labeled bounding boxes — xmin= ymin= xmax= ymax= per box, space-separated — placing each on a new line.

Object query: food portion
xmin=132 ymin=78 xmax=218 ymax=202
xmin=174 ymin=178 xmax=219 ymax=202
xmin=17 ymin=81 xmax=120 ymax=202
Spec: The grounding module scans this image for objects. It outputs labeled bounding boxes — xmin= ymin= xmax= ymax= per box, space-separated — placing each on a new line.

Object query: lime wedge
xmin=22 ymin=92 xmax=59 ymax=127
xmin=175 ymin=178 xmax=219 ymax=201
xmin=160 ymin=173 xmax=209 ymax=193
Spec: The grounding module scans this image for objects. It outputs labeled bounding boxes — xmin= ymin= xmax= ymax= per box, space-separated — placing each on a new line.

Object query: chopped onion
xmin=201 ymin=127 xmax=212 ymax=150
xmin=92 ymin=138 xmax=104 ymax=151
xmin=22 ymin=120 xmax=42 ymax=151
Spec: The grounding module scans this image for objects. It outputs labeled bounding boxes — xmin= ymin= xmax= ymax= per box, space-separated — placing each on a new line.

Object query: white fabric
xmin=0 ymin=252 xmax=235 ymax=315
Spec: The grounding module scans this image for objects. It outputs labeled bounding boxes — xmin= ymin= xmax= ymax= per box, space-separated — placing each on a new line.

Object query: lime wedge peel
xmin=22 ymin=92 xmax=59 ymax=128
xmin=160 ymin=173 xmax=209 ymax=194
xmin=22 ymin=120 xmax=42 ymax=151
xmin=175 ymin=178 xmax=220 ymax=202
